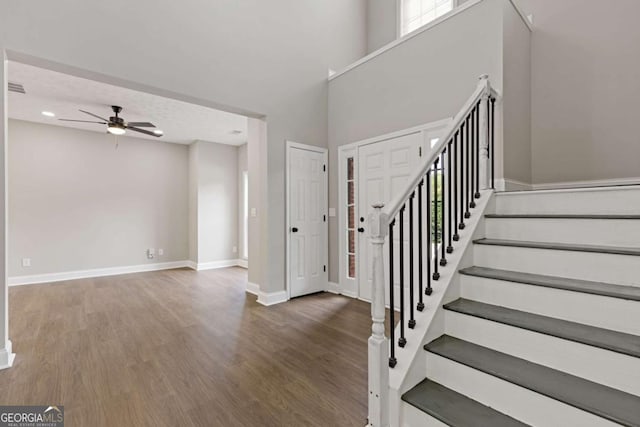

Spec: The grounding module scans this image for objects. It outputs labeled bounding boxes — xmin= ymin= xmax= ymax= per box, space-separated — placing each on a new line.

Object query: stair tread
xmin=486 ymin=214 xmax=640 ymax=220
xmin=444 ymin=299 xmax=640 ymax=358
xmin=425 ymin=336 xmax=640 ymax=427
xmin=474 ymin=238 xmax=640 ymax=256
xmin=402 ymin=379 xmax=528 ymax=427
xmin=459 ymin=266 xmax=640 ymax=301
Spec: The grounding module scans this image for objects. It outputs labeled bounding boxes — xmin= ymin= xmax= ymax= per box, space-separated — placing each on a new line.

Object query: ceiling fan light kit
xmin=59 ymin=105 xmax=162 ymax=139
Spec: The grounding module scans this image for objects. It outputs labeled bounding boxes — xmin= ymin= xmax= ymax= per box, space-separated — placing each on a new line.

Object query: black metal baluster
xmin=464 ymin=116 xmax=471 ymax=219
xmin=439 ymin=151 xmax=447 ymax=267
xmin=470 ymin=108 xmax=476 ymax=209
xmin=388 ymin=220 xmax=397 ymax=368
xmin=426 ymin=172 xmax=434 ymax=293
xmin=447 ymin=140 xmax=454 ymax=253
xmin=417 ymin=180 xmax=425 ymax=309
xmin=453 ymin=131 xmax=460 ymax=241
xmin=398 ymin=205 xmax=407 ymax=348
xmin=475 ymin=103 xmax=481 ymax=199
xmin=408 ymin=193 xmax=416 ymax=329
xmin=432 ymin=160 xmax=440 ymax=280
xmin=459 ymin=122 xmax=467 ymax=229
xmin=491 ymin=97 xmax=496 ymax=189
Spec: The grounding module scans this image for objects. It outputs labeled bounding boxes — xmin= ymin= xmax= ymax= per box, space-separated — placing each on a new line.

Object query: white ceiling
xmin=7 ymin=61 xmax=248 ymax=145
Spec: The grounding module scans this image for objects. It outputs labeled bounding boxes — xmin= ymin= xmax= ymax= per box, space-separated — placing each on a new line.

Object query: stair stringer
xmin=388 ymin=189 xmax=496 ymax=426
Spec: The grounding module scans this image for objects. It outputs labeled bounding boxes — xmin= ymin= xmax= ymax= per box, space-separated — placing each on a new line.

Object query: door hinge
xmin=323 ymin=214 xmax=326 ymax=222
xmin=323 ymin=164 xmax=326 ymax=172
xmin=323 ymin=265 xmax=326 ymax=272
xmin=419 ymin=146 xmax=422 ymax=157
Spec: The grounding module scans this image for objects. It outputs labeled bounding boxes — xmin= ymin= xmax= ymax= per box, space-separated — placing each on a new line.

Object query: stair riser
xmin=495 ymin=187 xmax=640 ymax=215
xmin=401 ymin=403 xmax=448 ymax=427
xmin=485 ymin=218 xmax=640 ymax=247
xmin=473 ymin=245 xmax=640 ymax=287
xmin=425 ymin=353 xmax=621 ymax=427
xmin=445 ymin=311 xmax=640 ymax=395
xmin=460 ymin=275 xmax=640 ymax=335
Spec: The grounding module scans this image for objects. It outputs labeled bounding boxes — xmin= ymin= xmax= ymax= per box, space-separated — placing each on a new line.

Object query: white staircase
xmin=401 ymin=186 xmax=640 ymax=426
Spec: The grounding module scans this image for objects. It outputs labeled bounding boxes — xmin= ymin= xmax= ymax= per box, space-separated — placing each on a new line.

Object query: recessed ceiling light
xmin=41 ymin=111 xmax=55 ymax=117
xmin=153 ymin=129 xmax=164 ymax=135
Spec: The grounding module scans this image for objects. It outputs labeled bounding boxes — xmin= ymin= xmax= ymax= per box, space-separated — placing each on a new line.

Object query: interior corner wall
xmin=188 ymin=143 xmax=199 ymax=263
xmin=0 ymin=0 xmax=367 ymax=296
xmin=0 ymin=54 xmax=8 ymax=351
xmin=528 ymin=0 xmax=640 ymax=185
xmin=237 ymin=143 xmax=248 ymax=262
xmin=501 ymin=0 xmax=532 ymax=186
xmin=327 ymin=0 xmax=504 ymax=283
xmin=8 ymin=119 xmax=189 ymax=276
xmin=190 ymin=141 xmax=239 ymax=266
xmin=247 ymin=118 xmax=267 ymax=288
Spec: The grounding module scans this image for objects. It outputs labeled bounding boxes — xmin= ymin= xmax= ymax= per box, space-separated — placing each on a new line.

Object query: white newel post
xmin=478 ymin=74 xmax=491 ymax=190
xmin=367 ymin=203 xmax=389 ymax=427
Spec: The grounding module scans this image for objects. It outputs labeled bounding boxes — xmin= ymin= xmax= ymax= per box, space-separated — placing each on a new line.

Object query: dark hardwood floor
xmin=0 ymin=267 xmax=371 ymax=426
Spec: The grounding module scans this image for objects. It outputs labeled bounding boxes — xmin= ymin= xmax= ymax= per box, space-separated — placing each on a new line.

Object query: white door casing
xmin=287 ymin=142 xmax=328 ymax=299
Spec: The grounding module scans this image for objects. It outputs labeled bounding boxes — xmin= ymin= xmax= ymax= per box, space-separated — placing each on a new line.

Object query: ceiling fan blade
xmin=79 ymin=109 xmax=110 ymax=122
xmin=59 ymin=119 xmax=107 ymax=124
xmin=126 ymin=125 xmax=161 ymax=137
xmin=127 ymin=122 xmax=155 ymax=128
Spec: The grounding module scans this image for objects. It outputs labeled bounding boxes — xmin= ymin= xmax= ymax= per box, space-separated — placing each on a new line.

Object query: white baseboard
xmin=257 ymin=290 xmax=288 ymax=306
xmin=246 ymin=282 xmax=260 ymax=296
xmin=532 ymin=176 xmax=640 ymax=190
xmin=341 ymin=288 xmax=359 ymax=299
xmin=196 ymin=259 xmax=243 ymax=271
xmin=327 ymin=281 xmax=340 ymax=294
xmin=8 ymin=261 xmax=192 ymax=286
xmin=495 ymin=178 xmax=533 ymax=192
xmin=237 ymin=259 xmax=248 ymax=269
xmin=185 ymin=260 xmax=198 ymax=270
xmin=0 ymin=340 xmax=15 ymax=370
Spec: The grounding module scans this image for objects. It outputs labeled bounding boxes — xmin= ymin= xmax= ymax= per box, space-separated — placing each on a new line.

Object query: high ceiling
xmin=7 ymin=61 xmax=248 ymax=146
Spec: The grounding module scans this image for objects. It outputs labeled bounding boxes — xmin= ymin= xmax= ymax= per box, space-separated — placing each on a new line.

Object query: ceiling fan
xmin=59 ymin=105 xmax=162 ymax=137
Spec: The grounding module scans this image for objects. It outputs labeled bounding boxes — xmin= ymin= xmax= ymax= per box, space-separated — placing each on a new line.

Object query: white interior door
xmin=357 ymin=133 xmax=424 ymax=303
xmin=288 ymin=144 xmax=328 ymax=298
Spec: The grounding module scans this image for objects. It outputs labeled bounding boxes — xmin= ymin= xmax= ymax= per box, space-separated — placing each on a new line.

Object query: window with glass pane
xmin=346 ymin=157 xmax=356 ymax=279
xmin=401 ymin=0 xmax=454 ymax=36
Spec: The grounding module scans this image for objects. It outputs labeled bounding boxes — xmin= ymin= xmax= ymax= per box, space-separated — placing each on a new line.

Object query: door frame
xmin=285 ymin=140 xmax=329 ymax=300
xmin=337 ymin=118 xmax=452 ymax=300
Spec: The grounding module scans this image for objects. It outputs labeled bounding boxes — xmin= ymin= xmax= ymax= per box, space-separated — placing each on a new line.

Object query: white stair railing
xmin=367 ymin=75 xmax=498 ymax=427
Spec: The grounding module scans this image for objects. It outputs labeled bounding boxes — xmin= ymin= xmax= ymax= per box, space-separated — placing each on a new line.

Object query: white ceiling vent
xmin=8 ymin=82 xmax=26 ymax=94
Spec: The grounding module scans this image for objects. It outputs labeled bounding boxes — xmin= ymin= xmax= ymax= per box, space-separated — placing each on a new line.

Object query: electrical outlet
xmin=329 ymin=208 xmax=336 ymax=217
xmin=147 ymin=248 xmax=155 ymax=259
xmin=22 ymin=258 xmax=31 ymax=267
xmin=250 ymin=208 xmax=257 ymax=217
xmin=232 ymin=246 xmax=237 ymax=253
xmin=158 ymin=248 xmax=164 ymax=256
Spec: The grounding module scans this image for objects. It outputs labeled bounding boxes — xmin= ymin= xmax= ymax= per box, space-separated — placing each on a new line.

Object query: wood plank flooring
xmin=0 ymin=267 xmax=371 ymax=426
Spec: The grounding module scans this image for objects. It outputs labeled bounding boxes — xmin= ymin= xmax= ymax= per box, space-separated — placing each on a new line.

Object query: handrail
xmin=366 ymin=75 xmax=498 ymax=427
xmin=382 ymin=75 xmax=491 ymax=223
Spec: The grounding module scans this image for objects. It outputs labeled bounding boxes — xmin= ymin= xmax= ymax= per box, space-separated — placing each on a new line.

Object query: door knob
xmin=291 ymin=227 xmax=299 ymax=233
xmin=358 ymin=227 xmax=365 ymax=233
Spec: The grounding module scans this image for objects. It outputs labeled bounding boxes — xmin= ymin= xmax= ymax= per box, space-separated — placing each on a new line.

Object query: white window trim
xmin=397 ymin=0 xmax=460 ymax=39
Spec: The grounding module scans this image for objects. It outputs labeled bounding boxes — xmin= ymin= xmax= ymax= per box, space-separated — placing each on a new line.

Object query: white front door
xmin=288 ymin=144 xmax=328 ymax=298
xmin=357 ymin=133 xmax=424 ymax=302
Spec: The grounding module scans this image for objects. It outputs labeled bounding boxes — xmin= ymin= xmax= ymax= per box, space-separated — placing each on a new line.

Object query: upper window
xmin=400 ymin=0 xmax=455 ymax=36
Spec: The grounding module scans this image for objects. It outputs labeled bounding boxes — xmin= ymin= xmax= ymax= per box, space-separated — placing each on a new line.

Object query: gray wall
xmin=525 ymin=0 xmax=640 ymax=185
xmin=367 ymin=0 xmax=398 ymax=53
xmin=237 ymin=143 xmax=248 ymax=261
xmin=0 ymin=0 xmax=368 ymax=294
xmin=8 ymin=119 xmax=189 ymax=276
xmin=188 ymin=143 xmax=199 ymax=263
xmin=194 ymin=141 xmax=239 ymax=264
xmin=328 ymin=0 xmax=505 ymax=283
xmin=501 ymin=0 xmax=532 ymax=185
